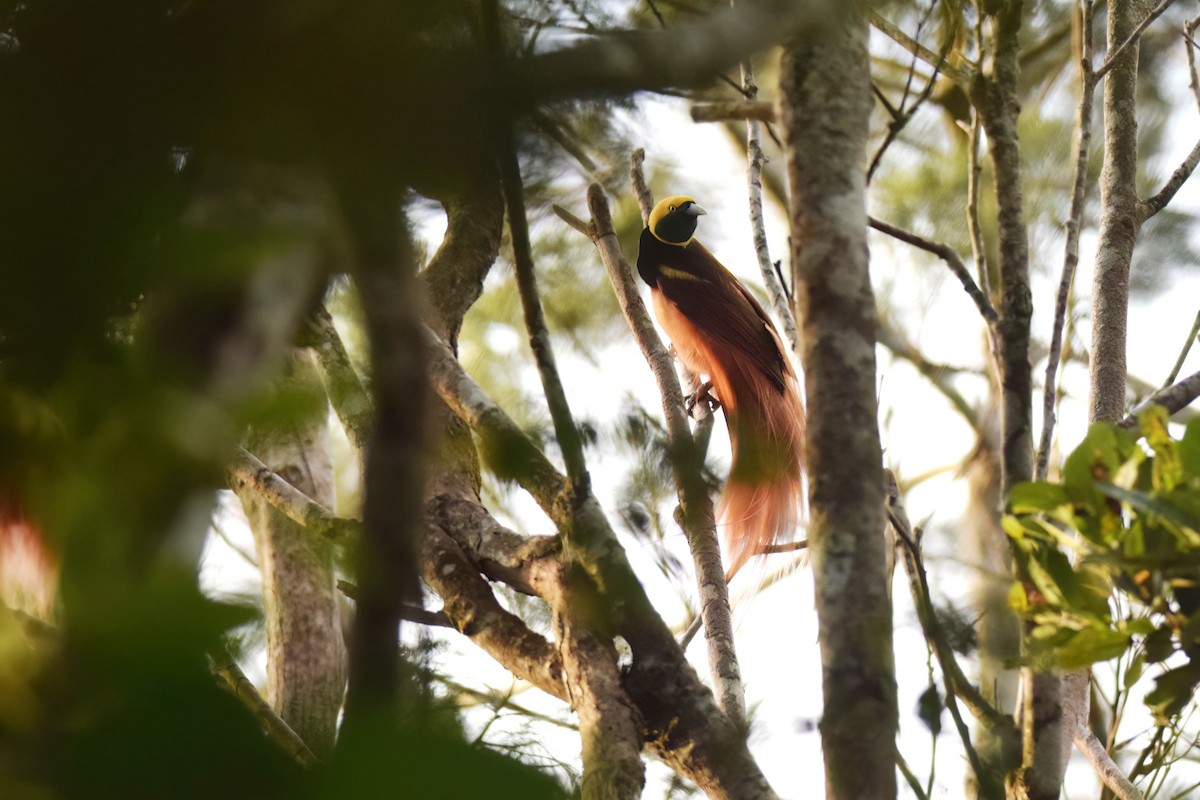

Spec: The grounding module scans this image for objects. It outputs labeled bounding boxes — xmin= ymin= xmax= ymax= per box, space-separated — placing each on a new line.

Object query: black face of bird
xmin=649 ymin=195 xmax=707 ymax=246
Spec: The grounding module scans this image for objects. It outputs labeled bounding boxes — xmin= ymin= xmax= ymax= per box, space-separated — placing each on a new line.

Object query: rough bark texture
xmin=970 ymin=3 xmax=1065 ymax=796
xmin=419 ymin=183 xmax=771 ymax=797
xmin=424 ymin=330 xmax=780 ymax=799
xmin=236 ymin=350 xmax=346 ymax=757
xmin=779 ymin=15 xmax=897 ymax=800
xmin=1089 ymin=0 xmax=1144 ymax=423
xmin=578 ymin=183 xmax=744 ymax=729
xmin=971 ymin=6 xmax=1034 ymax=496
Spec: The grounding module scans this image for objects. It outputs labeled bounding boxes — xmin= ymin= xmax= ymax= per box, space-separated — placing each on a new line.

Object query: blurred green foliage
xmin=1004 ymin=408 xmax=1200 ymax=723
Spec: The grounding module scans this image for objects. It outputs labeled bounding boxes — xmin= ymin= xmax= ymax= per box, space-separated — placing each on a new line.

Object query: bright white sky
xmin=201 ymin=30 xmax=1200 ymax=799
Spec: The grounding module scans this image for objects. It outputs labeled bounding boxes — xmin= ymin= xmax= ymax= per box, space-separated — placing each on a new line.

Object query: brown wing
xmin=653 ymin=239 xmax=790 ymax=392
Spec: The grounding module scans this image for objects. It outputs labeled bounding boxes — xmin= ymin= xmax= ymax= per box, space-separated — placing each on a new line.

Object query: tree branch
xmin=1037 ymin=0 xmax=1096 ymax=481
xmin=497 ymin=128 xmax=589 ymax=492
xmin=304 ymin=305 xmax=372 ymax=454
xmin=740 ymin=53 xmax=798 ymax=351
xmin=865 ymin=7 xmax=974 ymax=86
xmin=1093 ymin=0 xmax=1180 ymax=81
xmin=1121 ymin=369 xmax=1200 ymax=427
xmin=1161 ymin=305 xmax=1200 ymax=390
xmin=781 ymin=16 xmax=897 ymax=797
xmin=420 ymin=524 xmax=567 ymax=701
xmin=629 ymin=149 xmax=654 ymax=225
xmin=1139 ymin=134 xmax=1200 ymax=221
xmin=868 ymin=216 xmax=998 ymax=325
xmin=229 ymin=448 xmax=361 ymax=544
xmin=514 ymin=0 xmax=848 ymax=98
xmin=211 ymin=652 xmax=320 ymax=769
xmin=562 ymin=179 xmax=748 ymax=729
xmin=423 ymin=330 xmax=778 ymax=798
xmin=419 ymin=173 xmax=505 ymax=351
xmin=689 ymin=100 xmax=776 ymax=123
xmin=1075 ymin=727 xmax=1145 ymax=800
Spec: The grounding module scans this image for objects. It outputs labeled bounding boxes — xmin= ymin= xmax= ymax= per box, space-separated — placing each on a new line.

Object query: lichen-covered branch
xmin=303 ymin=305 xmax=371 ymax=454
xmin=740 ymin=54 xmax=798 ymax=351
xmin=229 ymin=448 xmax=361 ymax=544
xmin=563 ymin=181 xmax=746 ymax=729
xmin=234 ymin=350 xmax=346 ymax=757
xmin=420 ymin=523 xmax=566 ymax=700
xmin=779 ymin=14 xmax=896 ymax=799
xmin=420 ymin=174 xmax=505 ymax=351
xmin=424 ymin=323 xmax=778 ymax=798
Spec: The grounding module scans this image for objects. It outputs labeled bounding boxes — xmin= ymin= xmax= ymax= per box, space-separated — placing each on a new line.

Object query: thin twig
xmin=738 ymin=46 xmax=798 ymax=350
xmin=1094 ymin=0 xmax=1180 ymax=81
xmin=630 ymin=148 xmax=655 ymax=225
xmin=866 ymin=0 xmax=946 ymax=183
xmin=885 ymin=472 xmax=1009 ymax=734
xmin=1037 ymin=0 xmax=1095 ymax=482
xmin=868 ymin=216 xmax=998 ymax=324
xmin=498 ymin=135 xmax=590 ymax=492
xmin=866 ymin=7 xmax=974 ymax=86
xmin=1139 ymin=135 xmax=1200 ymax=221
xmin=966 ymin=110 xmax=990 ymax=301
xmin=1186 ymin=16 xmax=1200 ymax=112
xmin=896 ymin=746 xmax=932 ymax=800
xmin=1161 ymin=305 xmax=1200 ymax=389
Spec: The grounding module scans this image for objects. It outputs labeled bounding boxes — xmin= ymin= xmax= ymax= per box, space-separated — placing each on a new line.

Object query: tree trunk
xmin=779 ymin=13 xmax=897 ymax=799
xmin=236 ymin=349 xmax=346 ymax=757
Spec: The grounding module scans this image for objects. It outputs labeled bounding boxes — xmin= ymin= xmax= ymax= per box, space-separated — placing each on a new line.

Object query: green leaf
xmin=1052 ymin=627 xmax=1131 ymax=670
xmin=1026 ymin=553 xmax=1069 ymax=607
xmin=1008 ymin=581 xmax=1029 ymax=613
xmin=1096 ymin=483 xmax=1200 ymax=532
xmin=1180 ymin=418 xmax=1200 ymax=477
xmin=1009 ymin=481 xmax=1070 ymax=513
xmin=1064 ymin=423 xmax=1137 ymax=500
xmin=917 ymin=685 xmax=943 ymax=736
xmin=1140 ymin=404 xmax=1172 ymax=454
xmin=1143 ymin=626 xmax=1175 ymax=663
xmin=1002 ymin=514 xmax=1034 ymax=542
xmin=1145 ymin=661 xmax=1200 ymax=723
xmin=1124 ymin=651 xmax=1147 ymax=689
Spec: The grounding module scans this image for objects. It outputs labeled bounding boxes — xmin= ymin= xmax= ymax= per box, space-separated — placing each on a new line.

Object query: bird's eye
xmin=669 ymin=204 xmax=676 ymax=212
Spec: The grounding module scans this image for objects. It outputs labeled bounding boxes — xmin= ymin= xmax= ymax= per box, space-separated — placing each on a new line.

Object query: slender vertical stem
xmin=735 ymin=29 xmax=798 ymax=349
xmin=1036 ymin=0 xmax=1095 ymax=481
